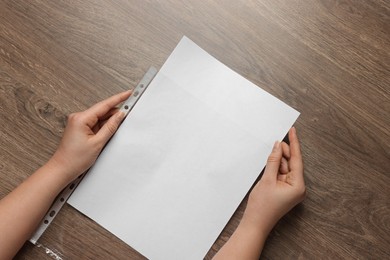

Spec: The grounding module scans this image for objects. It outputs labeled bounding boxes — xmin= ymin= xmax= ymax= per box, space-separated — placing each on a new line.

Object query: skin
xmin=0 ymin=91 xmax=305 ymax=260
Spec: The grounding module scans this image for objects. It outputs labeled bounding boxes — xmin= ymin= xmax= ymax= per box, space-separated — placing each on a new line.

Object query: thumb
xmin=96 ymin=111 xmax=125 ymax=144
xmin=263 ymin=141 xmax=282 ymax=180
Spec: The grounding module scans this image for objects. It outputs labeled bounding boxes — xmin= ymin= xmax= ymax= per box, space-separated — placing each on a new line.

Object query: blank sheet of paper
xmin=68 ymin=36 xmax=299 ymax=260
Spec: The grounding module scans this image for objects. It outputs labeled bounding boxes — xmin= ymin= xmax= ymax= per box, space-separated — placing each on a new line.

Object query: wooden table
xmin=1 ymin=1 xmax=389 ymax=259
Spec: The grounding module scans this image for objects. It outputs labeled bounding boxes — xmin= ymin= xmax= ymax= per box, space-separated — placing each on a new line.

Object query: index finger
xmin=86 ymin=90 xmax=132 ymax=118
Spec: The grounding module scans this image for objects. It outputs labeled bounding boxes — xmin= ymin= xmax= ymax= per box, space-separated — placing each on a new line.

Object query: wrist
xmin=46 ymin=154 xmax=79 ymax=186
xmin=241 ymin=207 xmax=279 ymax=236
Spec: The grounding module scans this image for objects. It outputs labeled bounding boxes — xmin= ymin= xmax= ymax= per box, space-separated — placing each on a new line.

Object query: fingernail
xmin=116 ymin=111 xmax=125 ymax=122
xmin=273 ymin=141 xmax=280 ymax=151
xmin=291 ymin=126 xmax=296 ymax=137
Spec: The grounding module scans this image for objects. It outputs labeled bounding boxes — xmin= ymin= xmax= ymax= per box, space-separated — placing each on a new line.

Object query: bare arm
xmin=0 ymin=91 xmax=131 ymax=260
xmin=213 ymin=127 xmax=306 ymax=259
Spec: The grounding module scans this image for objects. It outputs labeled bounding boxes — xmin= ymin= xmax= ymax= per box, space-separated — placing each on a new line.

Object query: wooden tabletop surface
xmin=1 ymin=1 xmax=389 ymax=259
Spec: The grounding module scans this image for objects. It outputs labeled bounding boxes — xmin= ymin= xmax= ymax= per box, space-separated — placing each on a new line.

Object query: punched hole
xmin=124 ymin=105 xmax=129 ymax=110
xmin=49 ymin=210 xmax=56 ymax=217
xmin=60 ymin=198 xmax=65 ymax=202
xmin=44 ymin=220 xmax=49 ymax=224
xmin=134 ymin=91 xmax=139 ymax=97
xmin=140 ymin=84 xmax=144 ymax=88
xmin=69 ymin=183 xmax=75 ymax=190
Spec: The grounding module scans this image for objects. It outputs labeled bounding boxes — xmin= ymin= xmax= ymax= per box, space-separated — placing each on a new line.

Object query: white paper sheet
xmin=68 ymin=36 xmax=299 ymax=260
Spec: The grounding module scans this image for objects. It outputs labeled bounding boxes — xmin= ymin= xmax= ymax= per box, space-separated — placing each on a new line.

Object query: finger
xmin=94 ymin=119 xmax=109 ymax=133
xmin=263 ymin=141 xmax=283 ymax=180
xmin=277 ymin=174 xmax=287 ymax=182
xmin=280 ymin=157 xmax=289 ymax=174
xmin=92 ymin=119 xmax=109 ymax=134
xmin=95 ymin=111 xmax=126 ymax=144
xmin=91 ymin=108 xmax=119 ymax=133
xmin=288 ymin=127 xmax=304 ymax=180
xmin=86 ymin=90 xmax=131 ymax=119
xmin=100 ymin=107 xmax=120 ymax=121
xmin=282 ymin=142 xmax=290 ymax=159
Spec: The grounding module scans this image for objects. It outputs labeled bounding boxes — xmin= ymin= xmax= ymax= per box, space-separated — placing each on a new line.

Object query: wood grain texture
xmin=0 ymin=0 xmax=389 ymax=259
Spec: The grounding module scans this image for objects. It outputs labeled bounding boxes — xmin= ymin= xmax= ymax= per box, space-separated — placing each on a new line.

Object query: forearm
xmin=213 ymin=214 xmax=271 ymax=260
xmin=0 ymin=159 xmax=74 ymax=259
